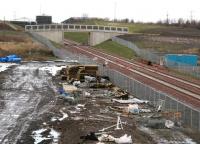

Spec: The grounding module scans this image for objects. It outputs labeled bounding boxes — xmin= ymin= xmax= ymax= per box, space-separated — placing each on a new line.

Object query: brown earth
xmin=0 ymin=30 xmax=55 ymax=61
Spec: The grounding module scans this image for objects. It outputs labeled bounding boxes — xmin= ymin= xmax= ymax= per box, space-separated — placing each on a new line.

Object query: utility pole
xmin=190 ymin=11 xmax=193 ymax=23
xmin=114 ymin=2 xmax=117 ymax=21
xmin=13 ymin=11 xmax=16 ymax=20
xmin=166 ymin=12 xmax=169 ymax=25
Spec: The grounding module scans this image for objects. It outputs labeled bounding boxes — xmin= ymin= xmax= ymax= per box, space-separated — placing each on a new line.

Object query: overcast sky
xmin=1 ymin=0 xmax=200 ymax=23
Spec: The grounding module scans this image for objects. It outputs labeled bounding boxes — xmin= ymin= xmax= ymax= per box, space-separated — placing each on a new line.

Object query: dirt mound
xmin=0 ymin=23 xmax=13 ymax=31
xmin=0 ymin=35 xmax=26 ymax=42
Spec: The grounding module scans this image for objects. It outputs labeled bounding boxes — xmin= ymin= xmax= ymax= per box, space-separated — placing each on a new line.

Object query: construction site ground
xmin=0 ymin=62 xmax=199 ymax=144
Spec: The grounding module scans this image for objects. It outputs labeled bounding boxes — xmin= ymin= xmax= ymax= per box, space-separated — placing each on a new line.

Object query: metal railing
xmin=25 ymin=24 xmax=129 ymax=34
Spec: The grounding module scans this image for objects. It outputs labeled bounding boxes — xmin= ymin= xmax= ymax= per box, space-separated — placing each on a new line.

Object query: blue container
xmin=0 ymin=57 xmax=8 ymax=62
xmin=0 ymin=55 xmax=21 ymax=63
xmin=164 ymin=54 xmax=198 ymax=66
xmin=6 ymin=55 xmax=18 ymax=58
xmin=7 ymin=58 xmax=22 ymax=63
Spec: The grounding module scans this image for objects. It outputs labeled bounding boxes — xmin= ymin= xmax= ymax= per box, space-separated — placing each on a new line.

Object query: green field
xmin=95 ymin=40 xmax=136 ymax=59
xmin=66 ymin=19 xmax=167 ymax=34
xmin=64 ymin=32 xmax=89 ymax=44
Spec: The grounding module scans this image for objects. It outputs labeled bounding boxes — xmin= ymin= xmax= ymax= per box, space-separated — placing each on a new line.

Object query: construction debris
xmin=62 ymin=84 xmax=78 ymax=93
xmin=98 ymin=134 xmax=132 ymax=144
xmin=54 ymin=64 xmax=183 ymax=143
xmin=112 ymin=98 xmax=149 ymax=104
xmin=61 ymin=65 xmax=98 ymax=81
xmin=165 ymin=120 xmax=174 ymax=129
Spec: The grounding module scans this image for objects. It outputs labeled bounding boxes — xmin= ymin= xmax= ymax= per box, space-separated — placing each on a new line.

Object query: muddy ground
xmin=0 ymin=62 xmax=199 ymax=144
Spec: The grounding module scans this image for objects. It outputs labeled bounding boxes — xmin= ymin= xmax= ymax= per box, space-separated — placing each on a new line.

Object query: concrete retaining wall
xmin=89 ymin=32 xmax=121 ymax=46
xmin=33 ymin=31 xmax=64 ymax=43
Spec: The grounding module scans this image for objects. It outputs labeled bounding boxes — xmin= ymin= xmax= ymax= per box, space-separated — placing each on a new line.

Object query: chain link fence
xmin=98 ymin=65 xmax=200 ymax=132
xmin=112 ymin=36 xmax=200 ymax=78
xmin=29 ymin=32 xmax=200 ymax=132
xmin=112 ymin=37 xmax=161 ymax=64
xmin=165 ymin=59 xmax=200 ymax=78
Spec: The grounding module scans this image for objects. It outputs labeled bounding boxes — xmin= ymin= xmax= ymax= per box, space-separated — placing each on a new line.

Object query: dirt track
xmin=0 ymin=62 xmax=58 ymax=143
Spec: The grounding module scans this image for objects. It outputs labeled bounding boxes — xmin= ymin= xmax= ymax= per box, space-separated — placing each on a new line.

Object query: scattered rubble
xmin=1 ymin=62 xmax=198 ymax=143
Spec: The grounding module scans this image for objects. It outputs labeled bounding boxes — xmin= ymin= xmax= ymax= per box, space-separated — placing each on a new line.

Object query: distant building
xmin=36 ymin=15 xmax=52 ymax=24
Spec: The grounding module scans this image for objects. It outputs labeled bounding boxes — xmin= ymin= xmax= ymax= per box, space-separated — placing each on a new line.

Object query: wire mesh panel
xmin=154 ymin=91 xmax=160 ymax=107
xmin=184 ymin=106 xmax=192 ymax=127
xmin=164 ymin=96 xmax=171 ymax=110
xmin=171 ymin=99 xmax=178 ymax=112
xmin=191 ymin=110 xmax=200 ymax=131
xmin=149 ymin=89 xmax=155 ymax=103
xmin=178 ymin=103 xmax=185 ymax=122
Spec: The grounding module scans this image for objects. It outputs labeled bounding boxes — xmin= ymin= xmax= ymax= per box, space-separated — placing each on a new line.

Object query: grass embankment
xmin=0 ymin=23 xmax=56 ymax=60
xmin=67 ymin=19 xmax=166 ymax=33
xmin=95 ymin=40 xmax=136 ymax=59
xmin=64 ymin=32 xmax=135 ymax=59
xmin=64 ymin=32 xmax=89 ymax=44
xmin=67 ymin=19 xmax=200 ymax=55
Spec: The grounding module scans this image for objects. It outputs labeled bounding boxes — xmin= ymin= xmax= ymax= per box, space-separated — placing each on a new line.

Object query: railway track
xmin=64 ymin=39 xmax=200 ymax=108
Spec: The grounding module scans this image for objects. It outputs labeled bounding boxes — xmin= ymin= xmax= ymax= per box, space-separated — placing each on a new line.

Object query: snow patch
xmin=51 ymin=110 xmax=68 ymax=122
xmin=32 ymin=128 xmax=50 ymax=144
xmin=75 ymin=104 xmax=86 ymax=111
xmin=68 ymin=110 xmax=80 ymax=114
xmin=115 ymin=134 xmax=132 ymax=144
xmin=50 ymin=128 xmax=60 ymax=143
xmin=32 ymin=128 xmax=60 ymax=144
xmin=0 ymin=63 xmax=17 ymax=72
xmin=39 ymin=65 xmax=66 ymax=76
xmin=51 ymin=117 xmax=58 ymax=122
xmin=185 ymin=138 xmax=196 ymax=144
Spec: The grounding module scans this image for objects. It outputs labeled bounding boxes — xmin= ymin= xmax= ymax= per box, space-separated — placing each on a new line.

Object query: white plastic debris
xmin=112 ymin=98 xmax=148 ymax=104
xmin=115 ymin=134 xmax=132 ymax=144
xmin=96 ymin=142 xmax=105 ymax=144
xmin=98 ymin=134 xmax=115 ymax=142
xmin=66 ymin=60 xmax=79 ymax=63
xmin=98 ymin=134 xmax=132 ymax=144
xmin=0 ymin=63 xmax=17 ymax=72
xmin=128 ymin=104 xmax=139 ymax=114
xmin=77 ymin=104 xmax=85 ymax=107
xmin=75 ymin=104 xmax=86 ymax=111
xmin=43 ymin=122 xmax=47 ymax=125
xmin=51 ymin=117 xmax=58 ymax=122
xmin=139 ymin=109 xmax=151 ymax=113
xmin=84 ymin=76 xmax=97 ymax=82
xmin=73 ymin=81 xmax=81 ymax=86
xmin=59 ymin=110 xmax=68 ymax=121
xmin=84 ymin=91 xmax=91 ymax=96
xmin=165 ymin=120 xmax=174 ymax=129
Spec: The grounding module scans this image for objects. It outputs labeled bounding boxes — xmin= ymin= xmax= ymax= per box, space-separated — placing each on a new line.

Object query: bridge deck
xmin=25 ymin=24 xmax=129 ymax=33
